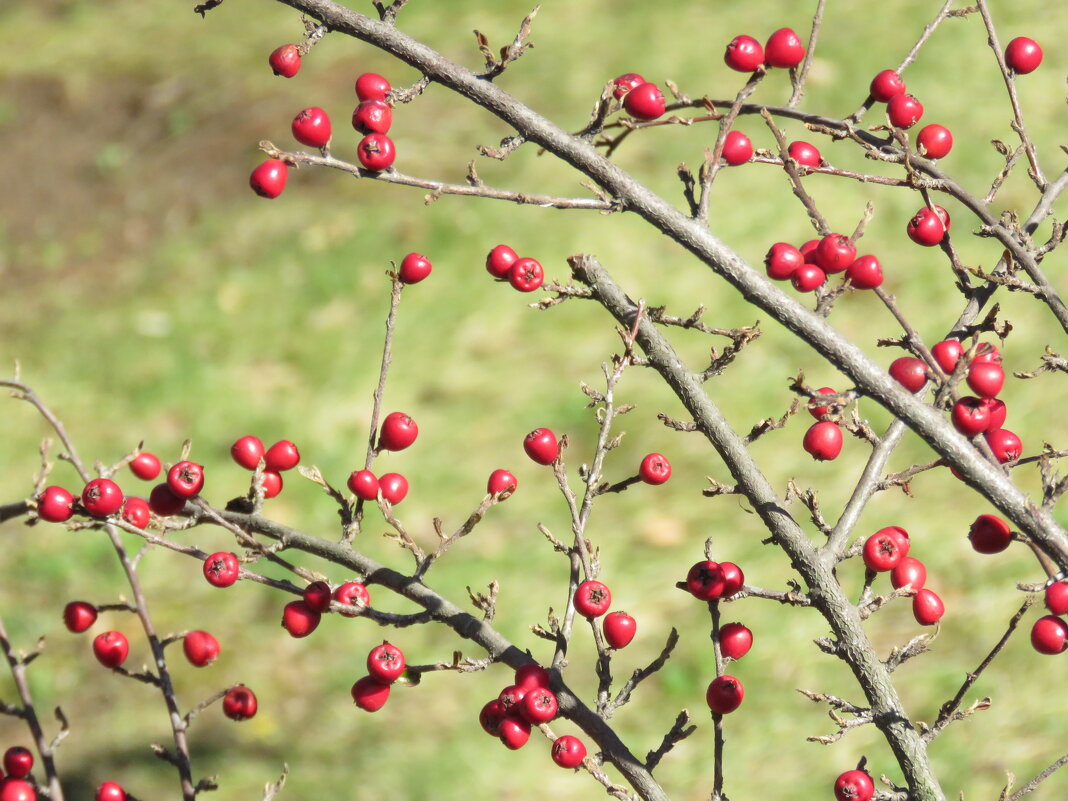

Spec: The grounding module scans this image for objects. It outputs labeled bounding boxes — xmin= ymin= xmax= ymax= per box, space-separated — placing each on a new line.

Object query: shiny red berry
xmin=639 ymin=453 xmax=671 ymax=485
xmin=3 ymin=747 xmax=33 ymax=779
xmin=791 ymin=263 xmax=826 ymax=292
xmin=93 ymin=631 xmax=129 ymax=668
xmin=952 ymin=397 xmax=991 ymax=436
xmin=378 ymin=472 xmax=409 ymax=504
xmin=1005 ymin=37 xmax=1043 ymax=75
xmin=355 ymin=72 xmax=391 ymax=101
xmin=37 ymin=486 xmax=75 ymax=523
xmin=357 ymin=133 xmax=396 ymax=171
xmin=334 ymin=581 xmax=370 ymax=616
xmin=352 ymin=99 xmax=393 ymax=135
xmin=887 ymin=93 xmax=923 ymax=128
xmin=367 ymin=642 xmax=406 ymax=683
xmin=968 ymin=514 xmax=1012 ymax=554
xmin=846 ymin=254 xmax=883 ymax=289
xmin=63 ymin=601 xmax=98 ymax=633
xmin=520 ymin=687 xmax=558 ymax=724
xmin=379 ymin=411 xmax=419 ymax=451
xmin=129 ymin=452 xmax=162 ymax=481
xmin=913 ymin=588 xmax=945 ymax=626
xmin=890 ymin=556 xmax=927 ymax=590
xmin=787 ymin=140 xmax=821 ymax=167
xmin=1045 ymin=581 xmax=1068 ymax=615
xmin=889 ymin=356 xmax=928 ymax=393
xmin=764 ymin=28 xmax=804 ymax=69
xmin=487 ymin=469 xmax=518 ymax=498
xmin=863 ymin=529 xmax=905 ymax=571
xmin=932 ymin=339 xmax=964 ymax=373
xmin=121 ymin=497 xmax=150 ymax=529
xmin=183 ymin=630 xmax=220 ymax=667
xmin=230 ymin=436 xmax=264 ymax=470
xmin=486 ymin=244 xmax=519 ymax=279
xmin=623 ymin=82 xmax=666 ymax=121
xmin=264 ymin=440 xmax=300 ymax=472
xmin=687 ymin=561 xmax=725 ymax=601
xmin=268 ymin=44 xmax=301 ymax=78
xmin=148 ymin=483 xmax=185 ymax=516
xmin=719 ymin=561 xmax=745 ymax=598
xmin=514 ymin=664 xmax=552 ymax=690
xmin=803 ymin=421 xmax=843 ymax=461
xmin=815 ymin=234 xmax=857 ymax=274
xmin=303 ymin=581 xmax=332 ymax=613
xmin=508 ymin=257 xmax=544 ymax=292
xmin=834 ymin=769 xmax=875 ymax=801
xmin=916 ymin=124 xmax=953 ymax=159
xmin=967 ymin=362 xmax=1004 ymax=398
xmin=95 ymin=782 xmax=126 ymax=801
xmin=167 ymin=460 xmax=204 ymax=499
xmin=907 ymin=206 xmax=946 ymax=247
xmin=706 ymin=675 xmax=744 ymax=714
xmin=985 ymin=428 xmax=1022 ymax=463
xmin=718 ymin=622 xmax=753 ymax=660
xmin=724 ymin=35 xmax=764 ymax=72
xmin=551 ymin=735 xmax=587 ymax=768
xmin=347 ymin=470 xmax=380 ymax=501
xmin=765 ymin=242 xmax=803 ymax=280
xmin=223 ymin=685 xmax=258 ymax=721
xmin=499 ymin=716 xmax=531 ymax=750
xmin=574 ymin=580 xmax=612 ymax=618
xmin=399 ymin=252 xmax=432 ymax=284
xmin=0 ymin=780 xmax=37 ymax=801
xmin=1030 ymin=615 xmax=1067 ymax=655
xmin=602 ymin=611 xmax=637 ymax=649
xmin=351 ymin=675 xmax=391 ymax=711
xmin=82 ymin=478 xmax=124 ymax=517
xmin=260 ymin=471 xmax=283 ymax=499
xmin=292 ymin=107 xmax=331 ymax=148
xmin=870 ymin=69 xmax=905 ymax=102
xmin=524 ymin=427 xmax=559 ymax=465
xmin=612 ymin=73 xmax=645 ymax=99
xmin=203 ymin=552 xmax=240 ymax=588
xmin=721 ymin=130 xmax=753 ymax=166
xmin=249 ymin=159 xmax=288 ymax=198
xmin=809 ymin=387 xmax=837 ymax=420
xmin=281 ymin=600 xmax=321 ymax=638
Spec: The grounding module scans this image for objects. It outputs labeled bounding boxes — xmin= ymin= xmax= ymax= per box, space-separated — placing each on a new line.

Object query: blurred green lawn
xmin=1 ymin=1 xmax=1066 ymax=799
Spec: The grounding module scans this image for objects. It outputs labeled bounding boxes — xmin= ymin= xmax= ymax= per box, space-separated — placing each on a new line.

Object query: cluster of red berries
xmin=683 ymin=559 xmax=749 ymax=713
xmin=230 ymin=435 xmax=301 ymax=498
xmin=281 ymin=579 xmax=371 ymax=637
xmin=1033 ymin=580 xmax=1068 ymax=655
xmin=724 ymin=27 xmax=806 ymax=72
xmin=0 ymin=747 xmax=124 ymax=801
xmin=351 ymin=641 xmax=406 ymax=712
xmin=765 ymin=233 xmax=883 ymax=296
xmin=861 ymin=526 xmax=945 ymax=625
xmin=486 ymin=244 xmax=544 ymax=293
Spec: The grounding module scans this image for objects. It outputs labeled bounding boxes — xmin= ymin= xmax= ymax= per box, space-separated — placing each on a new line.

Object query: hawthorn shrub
xmin=1 ymin=2 xmax=1067 ymax=801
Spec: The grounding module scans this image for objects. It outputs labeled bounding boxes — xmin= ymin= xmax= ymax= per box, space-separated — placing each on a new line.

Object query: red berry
xmin=889 ymin=356 xmax=928 ymax=393
xmin=479 ymin=699 xmax=507 ymax=736
xmin=551 ymin=735 xmax=587 ymax=768
xmin=913 ymin=588 xmax=945 ymax=626
xmin=523 ymin=427 xmax=559 ymax=465
xmin=230 ymin=436 xmax=264 ymax=470
xmin=93 ymin=631 xmax=129 ymax=668
xmin=952 ymin=397 xmax=990 ymax=437
xmin=931 ymin=339 xmax=964 ymax=373
xmin=880 ymin=525 xmax=911 ymax=558
xmin=0 ymin=780 xmax=36 ymax=801
xmin=968 ymin=514 xmax=1012 ymax=554
xmin=611 ymin=72 xmax=645 ymax=99
xmin=863 ymin=529 xmax=905 ymax=572
xmin=916 ymin=124 xmax=953 ymax=159
xmin=357 ymin=133 xmax=396 ymax=171
xmin=639 ymin=453 xmax=671 ymax=485
xmin=223 ymin=685 xmax=257 ymax=721
xmin=870 ymin=69 xmax=906 ymax=102
xmin=264 ymin=440 xmax=300 ymax=472
xmin=95 ymin=782 xmax=126 ymax=801
xmin=379 ymin=411 xmax=419 ymax=451
xmin=967 ymin=362 xmax=1005 ymax=399
xmin=719 ymin=561 xmax=745 ymax=598
xmin=260 ymin=470 xmax=283 ymax=499
xmin=3 ymin=748 xmax=33 ymax=780
xmin=787 ymin=140 xmax=821 ymax=167
xmin=764 ymin=28 xmax=804 ymax=69
xmin=203 ymin=552 xmax=240 ymax=588
xmin=887 ymin=93 xmax=924 ymax=128
xmin=351 ymin=99 xmax=393 ymax=135
xmin=148 ymin=483 xmax=185 ymax=516
xmin=268 ymin=44 xmax=301 ymax=78
xmin=1030 ymin=615 xmax=1067 ymax=655
xmin=799 ymin=239 xmax=821 ymax=263
xmin=121 ymin=497 xmax=151 ymax=529
xmin=803 ymin=420 xmax=843 ymax=461
xmin=514 ymin=664 xmax=552 ymax=690
xmin=82 ymin=478 xmax=124 ymax=517
xmin=281 ymin=600 xmax=321 ymax=638
xmin=891 ymin=556 xmax=927 ymax=590
xmin=249 ymin=159 xmax=288 ymax=198
xmin=334 ymin=581 xmax=370 ymax=616
xmin=765 ymin=242 xmax=803 ymax=280
xmin=972 ymin=341 xmax=1000 ymax=364
xmin=724 ymin=35 xmax=764 ymax=72
xmin=37 ymin=486 xmax=75 ymax=523
xmin=574 ymin=580 xmax=612 ymax=618
xmin=815 ymin=234 xmax=857 ymax=275
xmin=981 ymin=397 xmax=1008 ymax=430
xmin=167 ymin=460 xmax=204 ymax=500
xmin=487 ymin=469 xmax=518 ymax=499
xmin=183 ymin=630 xmax=220 ymax=667
xmin=718 ymin=622 xmax=753 ymax=660
xmin=687 ymin=560 xmax=725 ymax=601
xmin=602 ymin=611 xmax=637 ymax=649
xmin=367 ymin=642 xmax=406 ymax=683
xmin=351 ymin=675 xmax=391 ymax=711
xmin=907 ymin=206 xmax=946 ymax=246
xmin=291 ymin=106 xmax=331 ymax=148
xmin=508 ymin=257 xmax=544 ymax=292
xmin=498 ymin=716 xmax=531 ymax=750
xmin=378 ymin=472 xmax=409 ymax=504
xmin=63 ymin=600 xmax=97 ymax=633
xmin=623 ymin=82 xmax=666 ymax=121
xmin=129 ymin=452 xmax=162 ymax=481
xmin=348 ymin=469 xmax=380 ymax=501
xmin=1005 ymin=37 xmax=1043 ymax=75
xmin=303 ymin=581 xmax=332 ymax=613
xmin=791 ymin=263 xmax=825 ymax=292
xmin=399 ymin=252 xmax=432 ymax=284
xmin=706 ymin=675 xmax=744 ymax=714
xmin=834 ymin=769 xmax=875 ymax=801
xmin=985 ymin=428 xmax=1022 ymax=463
xmin=355 ymin=72 xmax=391 ymax=101
xmin=809 ymin=387 xmax=837 ymax=420
xmin=498 ymin=684 xmax=529 ymax=714
xmin=846 ymin=254 xmax=883 ymax=289
xmin=721 ymin=130 xmax=753 ymax=166
xmin=520 ymin=687 xmax=558 ymax=724
xmin=486 ymin=244 xmax=519 ymax=279
xmin=1045 ymin=581 xmax=1068 ymax=615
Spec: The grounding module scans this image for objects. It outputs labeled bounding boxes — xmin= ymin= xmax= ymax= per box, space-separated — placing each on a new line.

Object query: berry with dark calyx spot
xmin=357 ymin=133 xmax=396 ymax=171
xmin=378 ymin=472 xmax=409 ymax=504
xmin=815 ymin=234 xmax=857 ymax=274
xmin=639 ymin=453 xmax=671 ymax=485
xmin=203 ymin=552 xmax=240 ymax=588
xmin=487 ymin=469 xmax=518 ymax=499
xmin=916 ymin=123 xmax=953 ymax=159
xmin=398 ymin=253 xmax=432 ymax=284
xmin=149 ymin=483 xmax=185 ymax=517
xmin=907 ymin=205 xmax=947 ymax=246
xmin=514 ymin=664 xmax=551 ymax=690
xmin=498 ymin=684 xmax=529 ymax=714
xmin=520 ymin=687 xmax=558 ymax=724
xmin=889 ymin=356 xmax=928 ymax=393
xmin=303 ymin=581 xmax=333 ymax=613
xmin=486 ymin=244 xmax=518 ymax=279
xmin=249 ymin=159 xmax=288 ymax=199
xmin=968 ymin=514 xmax=1012 ymax=554
xmin=367 ymin=642 xmax=406 ymax=683
xmin=182 ymin=630 xmax=220 ymax=667
xmin=952 ymin=396 xmax=991 ymax=437
xmin=764 ymin=27 xmax=805 ymax=69
xmin=352 ymin=675 xmax=391 ymax=711
xmin=551 ymin=735 xmax=587 ymax=768
xmin=499 ymin=717 xmax=531 ymax=750
xmin=347 ymin=469 xmax=380 ymax=501
xmin=95 ymin=783 xmax=126 ymax=801
xmin=623 ymin=82 xmax=666 ymax=121
xmin=129 ymin=452 xmax=162 ymax=480
xmin=38 ymin=486 xmax=75 ymax=523
xmin=523 ymin=428 xmax=559 ymax=465
xmin=82 ymin=478 xmax=124 ymax=517
xmin=891 ymin=556 xmax=927 ymax=590
xmin=787 ymin=140 xmax=821 ymax=167
xmin=612 ymin=73 xmax=645 ymax=99
xmin=706 ymin=675 xmax=744 ymax=714
xmin=846 ymin=254 xmax=883 ymax=289
xmin=379 ymin=411 xmax=419 ymax=451
xmin=718 ymin=622 xmax=753 ymax=660
xmin=355 ymin=72 xmax=391 ymax=101
xmin=93 ymin=631 xmax=129 ymax=668
xmin=574 ymin=580 xmax=612 ymax=618
xmin=479 ymin=699 xmax=506 ymax=735
xmin=863 ymin=529 xmax=905 ymax=572
xmin=1005 ymin=37 xmax=1043 ymax=75
xmin=967 ymin=362 xmax=1004 ymax=399
xmin=1045 ymin=581 xmax=1068 ymax=615
xmin=121 ymin=497 xmax=150 ymax=530
xmin=223 ymin=685 xmax=258 ymax=721
xmin=721 ymin=130 xmax=753 ymax=166
xmin=803 ymin=420 xmax=843 ymax=461
xmin=887 ymin=93 xmax=923 ymax=128
xmin=602 ymin=611 xmax=637 ymax=649
xmin=281 ymin=600 xmax=321 ymax=638
xmin=791 ymin=263 xmax=825 ymax=292
xmin=765 ymin=242 xmax=803 ymax=280
xmin=985 ymin=428 xmax=1022 ymax=463
xmin=1030 ymin=615 xmax=1067 ymax=655
xmin=913 ymin=588 xmax=945 ymax=626
xmin=724 ymin=35 xmax=764 ymax=72
xmin=64 ymin=600 xmax=98 ymax=633
xmin=880 ymin=525 xmax=911 ymax=558
xmin=264 ymin=440 xmax=300 ymax=472
xmin=834 ymin=769 xmax=875 ymax=801
xmin=291 ymin=107 xmax=331 ymax=148
xmin=870 ymin=69 xmax=905 ymax=102
xmin=268 ymin=44 xmax=301 ymax=78
xmin=3 ymin=747 xmax=33 ymax=780
xmin=333 ymin=581 xmax=370 ymax=616
xmin=686 ymin=560 xmax=725 ymax=601
xmin=508 ymin=257 xmax=544 ymax=292
xmin=352 ymin=99 xmax=392 ymax=135
xmin=231 ymin=436 xmax=265 ymax=470
xmin=931 ymin=339 xmax=963 ymax=373
xmin=167 ymin=460 xmax=204 ymax=500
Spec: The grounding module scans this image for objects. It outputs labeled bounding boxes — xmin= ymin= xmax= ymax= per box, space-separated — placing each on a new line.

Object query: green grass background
xmin=1 ymin=1 xmax=1066 ymax=799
